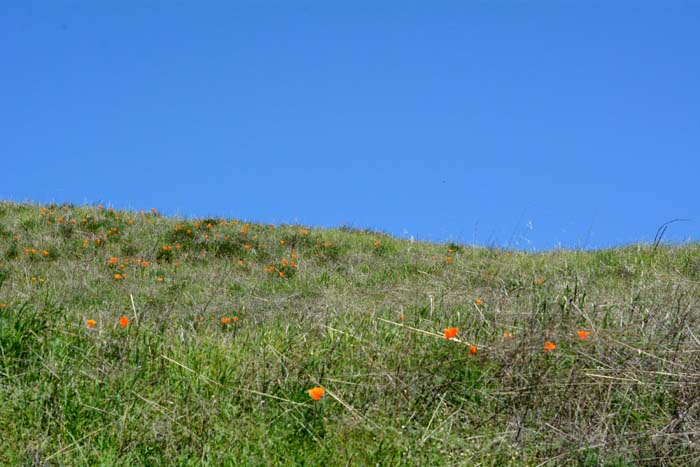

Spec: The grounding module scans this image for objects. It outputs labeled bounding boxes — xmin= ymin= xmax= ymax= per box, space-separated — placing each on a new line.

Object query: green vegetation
xmin=1 ymin=201 xmax=699 ymax=466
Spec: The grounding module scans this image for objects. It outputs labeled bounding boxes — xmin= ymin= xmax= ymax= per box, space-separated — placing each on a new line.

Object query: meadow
xmin=0 ymin=201 xmax=699 ymax=466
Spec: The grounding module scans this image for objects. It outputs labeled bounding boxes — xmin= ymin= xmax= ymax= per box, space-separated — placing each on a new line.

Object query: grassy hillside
xmin=1 ymin=201 xmax=699 ymax=466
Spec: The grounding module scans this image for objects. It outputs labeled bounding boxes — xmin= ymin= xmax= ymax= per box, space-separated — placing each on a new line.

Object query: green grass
xmin=1 ymin=201 xmax=699 ymax=466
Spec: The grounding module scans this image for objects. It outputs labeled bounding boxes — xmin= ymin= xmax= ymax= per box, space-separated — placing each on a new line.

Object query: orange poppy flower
xmin=469 ymin=345 xmax=477 ymax=355
xmin=544 ymin=341 xmax=556 ymax=352
xmin=0 ymin=303 xmax=6 ymax=309
xmin=232 ymin=316 xmax=238 ymax=322
xmin=114 ymin=273 xmax=123 ymax=280
xmin=475 ymin=299 xmax=482 ymax=306
xmin=307 ymin=386 xmax=325 ymax=401
xmin=444 ymin=327 xmax=459 ymax=339
xmin=140 ymin=261 xmax=149 ymax=267
xmin=42 ymin=250 xmax=49 ymax=256
xmin=503 ymin=332 xmax=514 ymax=338
xmin=221 ymin=317 xmax=231 ymax=324
xmin=399 ymin=314 xmax=405 ymax=320
xmin=86 ymin=319 xmax=96 ymax=328
xmin=536 ymin=278 xmax=544 ymax=285
xmin=108 ymin=257 xmax=118 ymax=265
xmin=576 ymin=330 xmax=590 ymax=340
xmin=119 ymin=316 xmax=129 ymax=328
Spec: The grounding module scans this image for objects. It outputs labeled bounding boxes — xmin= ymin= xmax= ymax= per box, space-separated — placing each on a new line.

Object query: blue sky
xmin=2 ymin=1 xmax=699 ymax=249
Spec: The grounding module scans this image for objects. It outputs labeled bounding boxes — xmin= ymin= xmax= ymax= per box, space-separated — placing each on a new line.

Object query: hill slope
xmin=1 ymin=202 xmax=699 ymax=466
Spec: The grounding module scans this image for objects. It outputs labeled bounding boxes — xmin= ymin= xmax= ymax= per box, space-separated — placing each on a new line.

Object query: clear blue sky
xmin=2 ymin=1 xmax=699 ymax=249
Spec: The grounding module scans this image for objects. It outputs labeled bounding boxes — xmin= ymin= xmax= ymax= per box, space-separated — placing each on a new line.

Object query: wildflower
xmin=503 ymin=332 xmax=514 ymax=338
xmin=86 ymin=319 xmax=96 ymax=328
xmin=0 ymin=303 xmax=6 ymax=309
xmin=279 ymin=271 xmax=285 ymax=277
xmin=114 ymin=273 xmax=123 ymax=280
xmin=221 ymin=317 xmax=231 ymax=324
xmin=576 ymin=330 xmax=590 ymax=340
xmin=140 ymin=261 xmax=149 ymax=267
xmin=232 ymin=316 xmax=238 ymax=322
xmin=444 ymin=327 xmax=458 ymax=339
xmin=119 ymin=316 xmax=129 ymax=328
xmin=307 ymin=386 xmax=325 ymax=401
xmin=42 ymin=250 xmax=49 ymax=257
xmin=475 ymin=299 xmax=482 ymax=306
xmin=373 ymin=240 xmax=380 ymax=247
xmin=400 ymin=314 xmax=405 ymax=320
xmin=469 ymin=345 xmax=477 ymax=355
xmin=108 ymin=257 xmax=118 ymax=265
xmin=536 ymin=278 xmax=544 ymax=285
xmin=544 ymin=341 xmax=556 ymax=352
xmin=157 ymin=277 xmax=164 ymax=283
xmin=244 ymin=244 xmax=251 ymax=250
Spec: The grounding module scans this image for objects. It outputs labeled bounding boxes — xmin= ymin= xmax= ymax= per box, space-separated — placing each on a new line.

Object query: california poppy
xmin=220 ymin=317 xmax=231 ymax=324
xmin=86 ymin=319 xmax=96 ymax=328
xmin=475 ymin=299 xmax=482 ymax=306
xmin=119 ymin=316 xmax=129 ymax=328
xmin=307 ymin=386 xmax=325 ymax=401
xmin=114 ymin=273 xmax=123 ymax=280
xmin=576 ymin=330 xmax=590 ymax=340
xmin=444 ymin=327 xmax=459 ymax=339
xmin=544 ymin=341 xmax=556 ymax=352
xmin=469 ymin=345 xmax=477 ymax=355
